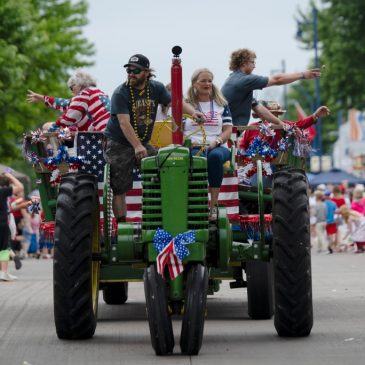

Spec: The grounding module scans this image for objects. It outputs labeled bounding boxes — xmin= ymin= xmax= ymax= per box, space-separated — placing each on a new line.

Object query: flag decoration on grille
xmin=75 ymin=132 xmax=105 ymax=218
xmin=153 ymin=228 xmax=196 ymax=279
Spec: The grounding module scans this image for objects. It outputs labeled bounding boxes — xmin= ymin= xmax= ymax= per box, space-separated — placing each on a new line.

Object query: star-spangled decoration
xmin=153 ymin=228 xmax=196 ymax=261
xmin=77 ymin=133 xmax=105 ymax=182
xmin=57 ymin=127 xmax=72 ymax=142
xmin=27 ymin=198 xmax=41 ymax=215
xmin=58 ymin=99 xmax=70 ymax=107
xmin=259 ymin=122 xmax=275 ymax=137
xmin=43 ymin=144 xmax=83 ymax=171
xmin=153 ymin=228 xmax=196 ymax=279
xmin=100 ymin=95 xmax=111 ymax=112
xmin=30 ymin=129 xmax=46 ymax=144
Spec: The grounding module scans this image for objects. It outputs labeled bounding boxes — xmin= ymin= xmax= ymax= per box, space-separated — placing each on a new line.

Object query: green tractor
xmin=25 ymin=48 xmax=313 ymax=355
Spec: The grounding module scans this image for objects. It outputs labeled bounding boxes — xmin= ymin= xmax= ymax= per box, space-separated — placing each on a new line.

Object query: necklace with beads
xmin=129 ymin=82 xmax=151 ymax=142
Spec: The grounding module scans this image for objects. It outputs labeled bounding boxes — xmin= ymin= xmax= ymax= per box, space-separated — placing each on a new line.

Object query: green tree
xmin=290 ymin=0 xmax=365 ymax=152
xmin=0 ymin=0 xmax=94 ymax=162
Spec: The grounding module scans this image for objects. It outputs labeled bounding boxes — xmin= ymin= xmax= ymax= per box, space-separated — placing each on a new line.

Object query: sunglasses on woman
xmin=126 ymin=68 xmax=143 ymax=75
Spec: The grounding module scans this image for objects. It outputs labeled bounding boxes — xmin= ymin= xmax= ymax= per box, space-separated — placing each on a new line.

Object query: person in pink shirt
xmin=351 ymin=186 xmax=365 ymax=215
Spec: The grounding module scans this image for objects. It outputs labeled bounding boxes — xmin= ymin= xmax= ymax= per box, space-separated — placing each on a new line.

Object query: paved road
xmin=1 ymin=252 xmax=364 ymax=365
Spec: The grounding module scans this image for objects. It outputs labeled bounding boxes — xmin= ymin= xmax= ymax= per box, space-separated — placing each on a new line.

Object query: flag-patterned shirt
xmin=44 ymin=87 xmax=111 ymax=131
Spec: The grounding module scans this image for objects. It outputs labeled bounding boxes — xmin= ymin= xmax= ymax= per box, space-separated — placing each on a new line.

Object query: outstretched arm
xmin=27 ymin=89 xmax=70 ymax=112
xmin=267 ymin=69 xmax=321 ymax=87
xmin=252 ymin=104 xmax=284 ymax=126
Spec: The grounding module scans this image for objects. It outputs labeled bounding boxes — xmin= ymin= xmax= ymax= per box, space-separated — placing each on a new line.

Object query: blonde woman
xmin=183 ymin=68 xmax=233 ymax=220
xmin=339 ymin=205 xmax=365 ymax=253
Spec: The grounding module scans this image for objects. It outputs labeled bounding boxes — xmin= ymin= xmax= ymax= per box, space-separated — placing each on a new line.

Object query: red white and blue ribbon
xmin=153 ymin=228 xmax=196 ymax=279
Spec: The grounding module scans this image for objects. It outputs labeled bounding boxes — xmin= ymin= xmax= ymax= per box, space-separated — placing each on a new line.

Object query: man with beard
xmin=104 ymin=54 xmax=203 ymax=222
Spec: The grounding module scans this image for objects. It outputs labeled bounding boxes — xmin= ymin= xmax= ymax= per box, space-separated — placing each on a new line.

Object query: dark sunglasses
xmin=69 ymin=85 xmax=75 ymax=91
xmin=126 ymin=68 xmax=143 ymax=75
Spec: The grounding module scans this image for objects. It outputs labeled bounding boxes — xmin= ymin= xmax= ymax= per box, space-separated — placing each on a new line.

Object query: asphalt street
xmin=0 ymin=252 xmax=364 ymax=365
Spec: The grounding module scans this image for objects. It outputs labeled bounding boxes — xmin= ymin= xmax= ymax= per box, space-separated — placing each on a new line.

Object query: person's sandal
xmin=209 ymin=207 xmax=218 ymax=221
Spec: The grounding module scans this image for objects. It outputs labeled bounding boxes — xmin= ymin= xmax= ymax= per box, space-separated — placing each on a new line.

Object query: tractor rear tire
xmin=144 ymin=265 xmax=174 ymax=355
xmin=180 ymin=263 xmax=208 ymax=355
xmin=54 ymin=173 xmax=100 ymax=339
xmin=272 ymin=169 xmax=313 ymax=337
xmin=102 ymin=283 xmax=128 ymax=304
xmin=246 ymin=261 xmax=273 ymax=319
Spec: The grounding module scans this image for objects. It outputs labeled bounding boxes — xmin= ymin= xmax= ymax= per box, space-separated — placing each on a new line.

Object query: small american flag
xmin=156 ymin=239 xmax=184 ymax=280
xmin=76 ymin=132 xmax=105 ymax=218
xmin=153 ymin=228 xmax=195 ymax=279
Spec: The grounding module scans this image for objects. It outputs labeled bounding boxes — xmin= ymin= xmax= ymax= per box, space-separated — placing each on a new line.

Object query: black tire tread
xmin=144 ymin=265 xmax=174 ymax=355
xmin=272 ymin=169 xmax=313 ymax=337
xmin=180 ymin=264 xmax=208 ymax=355
xmin=54 ymin=173 xmax=99 ymax=340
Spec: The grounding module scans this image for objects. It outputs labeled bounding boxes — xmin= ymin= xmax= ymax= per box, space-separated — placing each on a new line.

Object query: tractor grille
xmin=187 ymin=168 xmax=209 ymax=229
xmin=141 ymin=166 xmax=209 ymax=230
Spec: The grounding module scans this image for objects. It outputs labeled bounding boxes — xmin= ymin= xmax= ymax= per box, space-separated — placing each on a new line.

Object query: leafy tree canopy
xmin=289 ymin=0 xmax=365 ymax=152
xmin=0 ymin=0 xmax=94 ymax=162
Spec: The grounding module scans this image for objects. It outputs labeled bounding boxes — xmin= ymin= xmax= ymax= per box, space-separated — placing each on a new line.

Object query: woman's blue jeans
xmin=191 ymin=146 xmax=231 ymax=188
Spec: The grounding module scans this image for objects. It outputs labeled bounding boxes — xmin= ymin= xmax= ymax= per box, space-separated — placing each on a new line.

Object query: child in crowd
xmin=339 ymin=205 xmax=365 ymax=253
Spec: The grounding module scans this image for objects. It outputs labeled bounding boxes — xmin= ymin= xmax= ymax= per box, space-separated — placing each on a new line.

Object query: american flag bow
xmin=153 ymin=228 xmax=196 ymax=279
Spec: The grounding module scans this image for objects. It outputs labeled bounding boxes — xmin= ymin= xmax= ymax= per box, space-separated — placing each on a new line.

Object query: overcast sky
xmin=83 ymin=0 xmax=317 ymax=102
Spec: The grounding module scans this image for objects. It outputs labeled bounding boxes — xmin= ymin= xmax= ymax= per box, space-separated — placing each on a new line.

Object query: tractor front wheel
xmin=144 ymin=265 xmax=174 ymax=355
xmin=180 ymin=263 xmax=208 ymax=355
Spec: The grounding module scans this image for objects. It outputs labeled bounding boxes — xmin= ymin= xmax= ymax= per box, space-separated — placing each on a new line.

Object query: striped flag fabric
xmin=126 ymin=168 xmax=143 ymax=222
xmin=156 ymin=239 xmax=184 ymax=280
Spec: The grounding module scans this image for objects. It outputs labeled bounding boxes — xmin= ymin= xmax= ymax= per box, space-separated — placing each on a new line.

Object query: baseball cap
xmin=123 ymin=54 xmax=150 ymax=69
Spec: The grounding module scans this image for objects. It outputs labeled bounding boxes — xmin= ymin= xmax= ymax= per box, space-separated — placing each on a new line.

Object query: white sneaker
xmin=6 ymin=272 xmax=18 ymax=280
xmin=0 ymin=271 xmax=12 ymax=281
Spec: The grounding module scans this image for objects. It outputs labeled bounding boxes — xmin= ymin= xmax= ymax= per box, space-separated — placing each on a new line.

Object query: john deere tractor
xmin=26 ymin=47 xmax=313 ymax=356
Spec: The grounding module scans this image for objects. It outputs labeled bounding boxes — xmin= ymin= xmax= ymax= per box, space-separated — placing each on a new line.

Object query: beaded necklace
xmin=129 ymin=82 xmax=151 ymax=142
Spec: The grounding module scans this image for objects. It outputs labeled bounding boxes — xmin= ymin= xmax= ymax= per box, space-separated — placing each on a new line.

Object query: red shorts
xmin=326 ymin=223 xmax=337 ymax=235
